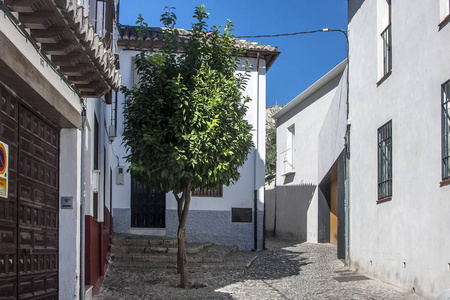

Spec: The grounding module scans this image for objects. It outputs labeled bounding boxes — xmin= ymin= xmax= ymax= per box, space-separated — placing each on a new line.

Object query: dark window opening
xmin=442 ymin=80 xmax=450 ymax=180
xmin=232 ymin=208 xmax=252 ymax=223
xmin=378 ymin=120 xmax=392 ymax=199
xmin=192 ymin=186 xmax=223 ymax=197
xmin=93 ymin=115 xmax=99 ymax=219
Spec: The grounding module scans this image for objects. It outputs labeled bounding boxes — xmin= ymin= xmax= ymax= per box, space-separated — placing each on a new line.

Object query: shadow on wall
xmin=349 ymin=0 xmax=365 ymax=23
xmin=265 ymin=184 xmax=316 ymax=241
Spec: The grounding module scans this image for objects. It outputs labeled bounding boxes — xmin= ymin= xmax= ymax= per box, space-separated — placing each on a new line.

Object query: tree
xmin=265 ymin=105 xmax=281 ymax=176
xmin=121 ymin=6 xmax=254 ymax=288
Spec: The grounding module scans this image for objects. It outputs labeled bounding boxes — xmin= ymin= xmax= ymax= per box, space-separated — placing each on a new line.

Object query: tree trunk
xmin=176 ymin=181 xmax=192 ymax=289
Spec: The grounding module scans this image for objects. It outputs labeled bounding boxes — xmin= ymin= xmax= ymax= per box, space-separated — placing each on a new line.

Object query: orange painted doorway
xmin=330 ymin=179 xmax=338 ymax=245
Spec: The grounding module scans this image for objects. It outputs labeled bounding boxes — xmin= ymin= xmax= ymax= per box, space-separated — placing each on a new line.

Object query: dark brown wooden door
xmin=0 ymin=85 xmax=20 ymax=298
xmin=0 ymin=86 xmax=59 ymax=299
xmin=131 ymin=177 xmax=165 ymax=228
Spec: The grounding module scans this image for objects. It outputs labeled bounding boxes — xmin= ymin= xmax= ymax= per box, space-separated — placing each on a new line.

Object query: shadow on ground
xmin=98 ymin=237 xmax=312 ymax=299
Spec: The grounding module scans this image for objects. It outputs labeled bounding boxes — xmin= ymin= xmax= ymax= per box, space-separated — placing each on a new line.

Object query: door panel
xmin=131 ymin=177 xmax=165 ymax=228
xmin=0 ymin=86 xmax=19 ymax=299
xmin=18 ymin=106 xmax=59 ymax=299
xmin=0 ymin=85 xmax=59 ymax=299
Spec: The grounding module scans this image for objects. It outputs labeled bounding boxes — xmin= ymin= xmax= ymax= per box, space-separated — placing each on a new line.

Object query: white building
xmin=272 ymin=60 xmax=348 ymax=259
xmin=110 ymin=26 xmax=280 ymax=251
xmin=348 ymin=0 xmax=450 ymax=298
xmin=273 ymin=1 xmax=450 ymax=297
xmin=0 ymin=0 xmax=121 ymax=298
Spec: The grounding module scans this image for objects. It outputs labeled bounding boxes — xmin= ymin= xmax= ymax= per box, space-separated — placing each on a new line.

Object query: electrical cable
xmin=236 ymin=28 xmax=347 ymax=39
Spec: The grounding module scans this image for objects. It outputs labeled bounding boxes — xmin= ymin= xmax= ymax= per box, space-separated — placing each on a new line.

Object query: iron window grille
xmin=378 ymin=120 xmax=392 ymax=199
xmin=192 ymin=186 xmax=223 ymax=197
xmin=381 ymin=23 xmax=392 ymax=76
xmin=442 ymin=80 xmax=450 ymax=180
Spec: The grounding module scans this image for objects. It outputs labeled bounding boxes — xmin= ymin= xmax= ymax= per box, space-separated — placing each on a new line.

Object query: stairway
xmin=109 ymin=234 xmax=238 ymax=270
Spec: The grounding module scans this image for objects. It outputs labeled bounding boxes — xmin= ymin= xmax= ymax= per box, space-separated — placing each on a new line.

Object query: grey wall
xmin=166 ymin=209 xmax=264 ymax=251
xmin=264 ymin=188 xmax=276 ymax=236
xmin=272 ymin=185 xmax=316 ymax=241
xmin=113 ymin=208 xmax=131 ymax=234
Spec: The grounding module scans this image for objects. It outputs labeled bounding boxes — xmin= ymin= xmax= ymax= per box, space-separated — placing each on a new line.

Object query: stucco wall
xmin=318 ymin=68 xmax=348 ymax=181
xmin=59 ymin=129 xmax=81 ymax=300
xmin=275 ymin=70 xmax=344 ymax=242
xmin=348 ymin=1 xmax=450 ymax=298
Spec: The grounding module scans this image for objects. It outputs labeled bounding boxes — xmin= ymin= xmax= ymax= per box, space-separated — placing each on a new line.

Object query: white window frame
xmin=377 ymin=0 xmax=392 ymax=82
xmin=281 ymin=124 xmax=295 ymax=176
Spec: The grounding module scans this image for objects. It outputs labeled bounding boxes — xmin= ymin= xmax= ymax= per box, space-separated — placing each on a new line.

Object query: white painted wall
xmin=348 ymin=1 xmax=450 ymax=298
xmin=274 ymin=62 xmax=346 ymax=241
xmin=113 ymin=50 xmax=266 ymax=214
xmin=84 ymin=95 xmax=118 ymax=221
xmin=59 ymin=129 xmax=81 ymax=300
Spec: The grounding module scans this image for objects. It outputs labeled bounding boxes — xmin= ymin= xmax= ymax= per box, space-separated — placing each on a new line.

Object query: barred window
xmin=192 ymin=186 xmax=223 ymax=197
xmin=442 ymin=80 xmax=450 ymax=180
xmin=378 ymin=120 xmax=392 ymax=200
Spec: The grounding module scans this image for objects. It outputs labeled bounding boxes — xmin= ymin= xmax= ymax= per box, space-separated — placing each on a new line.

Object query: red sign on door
xmin=0 ymin=141 xmax=9 ymax=198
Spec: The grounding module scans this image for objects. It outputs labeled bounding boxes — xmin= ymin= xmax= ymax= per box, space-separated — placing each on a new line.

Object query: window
xmin=95 ymin=0 xmax=106 ymax=38
xmin=377 ymin=0 xmax=392 ymax=83
xmin=439 ymin=0 xmax=450 ymax=26
xmin=442 ymin=80 xmax=450 ymax=180
xmin=192 ymin=186 xmax=223 ymax=197
xmin=281 ymin=125 xmax=295 ymax=175
xmin=132 ymin=56 xmax=140 ymax=86
xmin=288 ymin=125 xmax=295 ymax=167
xmin=381 ymin=23 xmax=392 ymax=76
xmin=378 ymin=120 xmax=392 ymax=200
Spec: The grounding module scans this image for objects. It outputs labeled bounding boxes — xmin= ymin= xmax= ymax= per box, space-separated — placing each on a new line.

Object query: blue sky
xmin=119 ymin=0 xmax=348 ymax=107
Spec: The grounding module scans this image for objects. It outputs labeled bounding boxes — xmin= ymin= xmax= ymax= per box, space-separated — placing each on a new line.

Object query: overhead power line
xmin=236 ymin=28 xmax=347 ymax=39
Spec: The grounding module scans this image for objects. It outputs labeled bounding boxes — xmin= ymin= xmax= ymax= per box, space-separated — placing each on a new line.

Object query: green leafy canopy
xmin=121 ymin=5 xmax=254 ymax=194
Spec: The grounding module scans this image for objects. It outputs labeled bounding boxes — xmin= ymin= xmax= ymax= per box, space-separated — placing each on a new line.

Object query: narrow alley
xmin=95 ymin=237 xmax=426 ymax=299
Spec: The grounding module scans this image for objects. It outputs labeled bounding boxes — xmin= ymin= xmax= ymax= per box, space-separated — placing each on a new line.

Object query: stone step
xmin=111 ymin=242 xmax=209 ymax=255
xmin=111 ymin=244 xmax=238 ymax=265
xmin=109 ymin=261 xmax=245 ymax=271
xmin=112 ymin=250 xmax=226 ymax=263
xmin=112 ymin=234 xmax=177 ymax=246
xmin=109 ymin=234 xmax=239 ymax=273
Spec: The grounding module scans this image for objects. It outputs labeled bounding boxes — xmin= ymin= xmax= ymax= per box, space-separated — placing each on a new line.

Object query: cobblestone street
xmin=96 ymin=237 xmax=428 ymax=300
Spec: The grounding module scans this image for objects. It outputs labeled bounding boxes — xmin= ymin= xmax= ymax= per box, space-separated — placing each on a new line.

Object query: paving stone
xmin=97 ymin=237 xmax=429 ymax=300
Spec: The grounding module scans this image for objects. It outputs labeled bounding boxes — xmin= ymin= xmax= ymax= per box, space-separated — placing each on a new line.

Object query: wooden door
xmin=0 ymin=85 xmax=20 ymax=298
xmin=0 ymin=86 xmax=59 ymax=299
xmin=330 ymin=179 xmax=338 ymax=246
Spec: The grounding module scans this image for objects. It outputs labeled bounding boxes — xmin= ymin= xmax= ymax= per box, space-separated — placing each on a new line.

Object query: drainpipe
xmin=325 ymin=28 xmax=350 ymax=267
xmin=254 ymin=52 xmax=261 ymax=251
xmin=344 ymin=131 xmax=350 ymax=267
xmin=343 ymin=34 xmax=350 ymax=267
xmin=254 ymin=190 xmax=258 ymax=250
xmin=80 ymin=105 xmax=86 ymax=300
xmin=274 ymin=175 xmax=277 ymax=237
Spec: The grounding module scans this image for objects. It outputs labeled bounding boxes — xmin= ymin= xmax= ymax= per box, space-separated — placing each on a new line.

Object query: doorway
xmin=130 ymin=177 xmax=165 ymax=228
